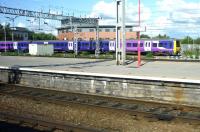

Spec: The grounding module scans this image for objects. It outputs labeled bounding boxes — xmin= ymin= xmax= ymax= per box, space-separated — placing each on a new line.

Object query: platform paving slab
xmin=0 ymin=56 xmax=200 ymax=80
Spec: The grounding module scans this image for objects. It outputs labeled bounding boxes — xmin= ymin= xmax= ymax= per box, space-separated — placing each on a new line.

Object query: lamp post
xmin=3 ymin=23 xmax=7 ymax=52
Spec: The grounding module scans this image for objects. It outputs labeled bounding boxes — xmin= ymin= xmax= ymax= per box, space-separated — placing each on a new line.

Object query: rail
xmin=0 ymin=83 xmax=200 ymax=124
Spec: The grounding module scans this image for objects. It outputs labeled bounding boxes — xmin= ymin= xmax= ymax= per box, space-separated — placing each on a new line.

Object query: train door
xmin=144 ymin=41 xmax=151 ymax=51
xmin=68 ymin=41 xmax=74 ymax=51
xmin=13 ymin=42 xmax=18 ymax=50
xmin=109 ymin=41 xmax=115 ymax=51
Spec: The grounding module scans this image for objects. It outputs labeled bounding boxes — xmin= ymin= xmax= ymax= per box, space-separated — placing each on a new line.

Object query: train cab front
xmin=174 ymin=40 xmax=181 ymax=55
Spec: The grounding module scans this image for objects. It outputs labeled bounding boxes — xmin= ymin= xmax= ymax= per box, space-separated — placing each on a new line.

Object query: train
xmin=0 ymin=39 xmax=181 ymax=55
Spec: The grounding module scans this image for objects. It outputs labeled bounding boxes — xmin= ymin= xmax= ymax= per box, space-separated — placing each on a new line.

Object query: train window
xmin=153 ymin=43 xmax=157 ymax=47
xmin=169 ymin=43 xmax=172 ymax=48
xmin=127 ymin=43 xmax=132 ymax=47
xmin=159 ymin=43 xmax=163 ymax=47
xmin=133 ymin=43 xmax=137 ymax=47
xmin=140 ymin=43 xmax=143 ymax=47
xmin=176 ymin=41 xmax=180 ymax=47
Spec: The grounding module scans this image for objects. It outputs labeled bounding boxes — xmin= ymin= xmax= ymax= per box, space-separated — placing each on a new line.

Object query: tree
xmin=140 ymin=34 xmax=150 ymax=39
xmin=153 ymin=34 xmax=170 ymax=39
xmin=0 ymin=23 xmax=12 ymax=41
xmin=181 ymin=36 xmax=193 ymax=44
xmin=194 ymin=37 xmax=200 ymax=44
xmin=30 ymin=32 xmax=57 ymax=40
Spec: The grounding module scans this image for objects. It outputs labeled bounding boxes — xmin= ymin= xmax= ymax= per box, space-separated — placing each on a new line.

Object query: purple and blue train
xmin=0 ymin=39 xmax=181 ymax=55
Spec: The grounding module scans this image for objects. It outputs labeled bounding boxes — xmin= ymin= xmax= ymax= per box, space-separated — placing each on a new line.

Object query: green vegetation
xmin=140 ymin=34 xmax=151 ymax=39
xmin=139 ymin=34 xmax=170 ymax=39
xmin=181 ymin=36 xmax=200 ymax=44
xmin=183 ymin=48 xmax=200 ymax=59
xmin=80 ymin=51 xmax=90 ymax=56
xmin=145 ymin=52 xmax=154 ymax=59
xmin=0 ymin=51 xmax=30 ymax=56
xmin=153 ymin=34 xmax=170 ymax=39
xmin=0 ymin=23 xmax=57 ymax=41
xmin=31 ymin=32 xmax=56 ymax=40
xmin=0 ymin=24 xmax=12 ymax=41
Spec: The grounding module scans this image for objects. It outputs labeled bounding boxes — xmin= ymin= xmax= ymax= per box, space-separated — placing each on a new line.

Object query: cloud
xmin=147 ymin=0 xmax=200 ymax=38
xmin=89 ymin=0 xmax=151 ymax=25
xmin=17 ymin=22 xmax=26 ymax=27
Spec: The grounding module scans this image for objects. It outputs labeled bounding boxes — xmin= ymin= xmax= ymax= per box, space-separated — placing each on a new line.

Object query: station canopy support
xmin=116 ymin=0 xmax=126 ymax=65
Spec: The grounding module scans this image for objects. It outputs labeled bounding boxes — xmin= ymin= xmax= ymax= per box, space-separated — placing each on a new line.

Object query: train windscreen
xmin=176 ymin=40 xmax=180 ymax=47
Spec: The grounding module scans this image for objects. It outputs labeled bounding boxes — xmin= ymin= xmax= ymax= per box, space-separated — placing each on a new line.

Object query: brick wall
xmin=57 ymin=32 xmax=137 ymax=40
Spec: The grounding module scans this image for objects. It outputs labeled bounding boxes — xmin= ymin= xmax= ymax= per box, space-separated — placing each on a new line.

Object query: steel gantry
xmin=0 ymin=6 xmax=69 ymax=20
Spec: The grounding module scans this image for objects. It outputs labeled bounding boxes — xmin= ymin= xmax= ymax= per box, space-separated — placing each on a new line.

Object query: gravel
xmin=0 ymin=95 xmax=199 ymax=132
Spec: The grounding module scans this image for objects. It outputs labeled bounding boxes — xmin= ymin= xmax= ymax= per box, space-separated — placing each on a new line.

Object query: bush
xmin=80 ymin=51 xmax=90 ymax=56
xmin=145 ymin=52 xmax=154 ymax=58
xmin=183 ymin=48 xmax=200 ymax=59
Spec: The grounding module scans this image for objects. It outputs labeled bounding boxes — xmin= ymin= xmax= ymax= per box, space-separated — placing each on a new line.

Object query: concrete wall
xmin=0 ymin=68 xmax=200 ymax=107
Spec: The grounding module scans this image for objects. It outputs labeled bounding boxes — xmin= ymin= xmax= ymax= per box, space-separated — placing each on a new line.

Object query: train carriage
xmin=0 ymin=41 xmax=14 ymax=51
xmin=78 ymin=40 xmax=91 ymax=51
xmin=0 ymin=39 xmax=181 ymax=55
xmin=48 ymin=41 xmax=68 ymax=52
xmin=126 ymin=40 xmax=145 ymax=53
xmin=13 ymin=41 xmax=29 ymax=52
xmin=100 ymin=40 xmax=109 ymax=52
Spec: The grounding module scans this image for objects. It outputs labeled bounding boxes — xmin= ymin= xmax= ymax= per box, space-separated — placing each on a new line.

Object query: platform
xmin=0 ymin=56 xmax=199 ymax=80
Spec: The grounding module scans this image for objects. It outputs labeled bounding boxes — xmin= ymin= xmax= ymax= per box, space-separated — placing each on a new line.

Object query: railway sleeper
xmin=154 ymin=113 xmax=175 ymax=121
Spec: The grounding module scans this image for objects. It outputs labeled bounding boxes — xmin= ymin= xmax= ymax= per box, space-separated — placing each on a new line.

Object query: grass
xmin=145 ymin=52 xmax=154 ymax=59
xmin=0 ymin=51 xmax=30 ymax=56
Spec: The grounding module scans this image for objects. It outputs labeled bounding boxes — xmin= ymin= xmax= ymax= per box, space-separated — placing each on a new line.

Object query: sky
xmin=0 ymin=0 xmax=200 ymax=38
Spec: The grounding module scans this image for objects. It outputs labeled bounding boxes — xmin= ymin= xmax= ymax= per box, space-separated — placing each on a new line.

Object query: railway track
xmin=0 ymin=110 xmax=105 ymax=132
xmin=0 ymin=83 xmax=200 ymax=126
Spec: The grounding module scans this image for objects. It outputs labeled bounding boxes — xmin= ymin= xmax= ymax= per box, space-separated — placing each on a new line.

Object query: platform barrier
xmin=0 ymin=66 xmax=200 ymax=107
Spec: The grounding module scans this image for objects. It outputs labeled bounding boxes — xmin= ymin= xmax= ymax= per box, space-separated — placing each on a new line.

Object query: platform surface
xmin=0 ymin=56 xmax=200 ymax=80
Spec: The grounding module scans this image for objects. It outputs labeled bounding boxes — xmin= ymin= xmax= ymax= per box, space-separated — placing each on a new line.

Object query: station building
xmin=57 ymin=18 xmax=137 ymax=40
